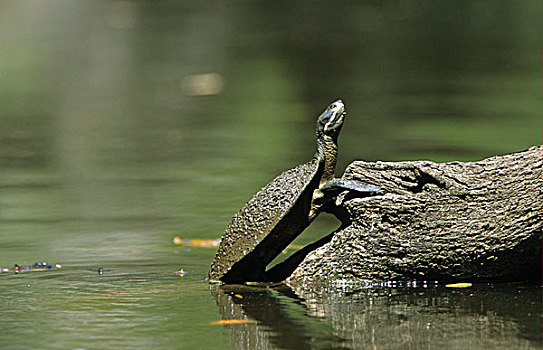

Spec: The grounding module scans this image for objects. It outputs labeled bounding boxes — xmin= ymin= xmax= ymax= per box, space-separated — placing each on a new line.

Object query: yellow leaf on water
xmin=172 ymin=237 xmax=220 ymax=247
xmin=209 ymin=319 xmax=254 ymax=325
xmin=445 ymin=283 xmax=472 ymax=288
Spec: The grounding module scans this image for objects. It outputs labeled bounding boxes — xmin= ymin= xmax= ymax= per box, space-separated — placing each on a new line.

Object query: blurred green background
xmin=0 ymin=1 xmax=541 ymax=349
xmin=1 ymin=0 xmax=540 ymax=242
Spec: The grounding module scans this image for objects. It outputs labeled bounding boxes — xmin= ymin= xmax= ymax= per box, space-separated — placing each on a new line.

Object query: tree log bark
xmin=287 ymin=146 xmax=542 ymax=290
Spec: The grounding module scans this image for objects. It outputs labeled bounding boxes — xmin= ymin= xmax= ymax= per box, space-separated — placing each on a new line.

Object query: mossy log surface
xmin=288 ymin=146 xmax=542 ymax=289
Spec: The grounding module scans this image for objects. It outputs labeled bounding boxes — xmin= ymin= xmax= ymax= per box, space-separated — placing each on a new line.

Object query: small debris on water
xmin=234 ymin=294 xmax=243 ymax=299
xmin=175 ymin=268 xmax=188 ymax=276
xmin=0 ymin=262 xmax=62 ymax=274
xmin=445 ymin=282 xmax=472 ymax=288
xmin=98 ymin=267 xmax=104 ymax=275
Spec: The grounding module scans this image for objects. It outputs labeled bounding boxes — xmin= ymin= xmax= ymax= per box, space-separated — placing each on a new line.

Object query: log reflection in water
xmin=212 ymin=283 xmax=541 ymax=349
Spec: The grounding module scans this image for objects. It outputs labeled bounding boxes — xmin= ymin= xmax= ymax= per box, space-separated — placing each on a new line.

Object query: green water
xmin=0 ymin=1 xmax=541 ymax=349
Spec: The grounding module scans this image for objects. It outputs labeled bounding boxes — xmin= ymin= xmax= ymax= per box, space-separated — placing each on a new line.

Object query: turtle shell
xmin=209 ymin=157 xmax=321 ymax=283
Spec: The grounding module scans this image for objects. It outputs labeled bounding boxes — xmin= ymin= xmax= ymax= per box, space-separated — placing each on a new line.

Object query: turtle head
xmin=317 ymin=99 xmax=346 ymax=139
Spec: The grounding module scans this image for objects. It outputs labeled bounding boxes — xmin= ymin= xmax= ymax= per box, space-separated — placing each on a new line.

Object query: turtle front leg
xmin=321 ymin=178 xmax=384 ymax=194
xmin=308 ymin=180 xmax=383 ymax=220
xmin=319 ymin=179 xmax=384 ymax=225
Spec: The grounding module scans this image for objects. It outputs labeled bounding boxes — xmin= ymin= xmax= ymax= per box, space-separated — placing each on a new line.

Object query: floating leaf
xmin=445 ymin=283 xmax=472 ymax=288
xmin=173 ymin=237 xmax=220 ymax=248
xmin=209 ymin=319 xmax=254 ymax=325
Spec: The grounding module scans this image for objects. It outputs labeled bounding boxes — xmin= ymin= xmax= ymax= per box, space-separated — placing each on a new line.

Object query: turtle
xmin=208 ymin=100 xmax=383 ymax=284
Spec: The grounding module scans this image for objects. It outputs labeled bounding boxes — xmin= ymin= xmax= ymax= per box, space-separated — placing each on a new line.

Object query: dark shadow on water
xmin=211 ymin=282 xmax=542 ymax=350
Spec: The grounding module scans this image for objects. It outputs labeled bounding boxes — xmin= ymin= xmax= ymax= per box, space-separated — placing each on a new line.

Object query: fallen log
xmin=287 ymin=146 xmax=542 ymax=290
